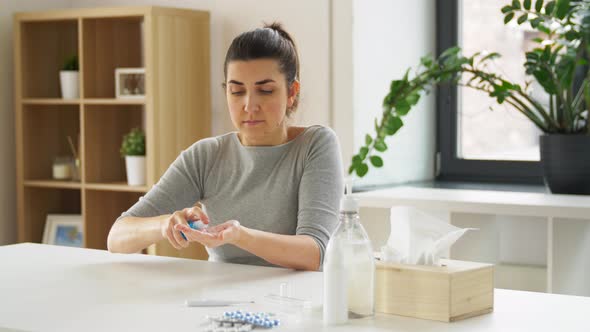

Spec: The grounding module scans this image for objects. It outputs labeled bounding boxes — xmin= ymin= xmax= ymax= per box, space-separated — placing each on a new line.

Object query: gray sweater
xmin=119 ymin=125 xmax=344 ymax=269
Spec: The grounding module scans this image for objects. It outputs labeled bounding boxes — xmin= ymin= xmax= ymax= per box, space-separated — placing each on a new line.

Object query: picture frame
xmin=115 ymin=67 xmax=145 ymax=99
xmin=42 ymin=214 xmax=83 ymax=247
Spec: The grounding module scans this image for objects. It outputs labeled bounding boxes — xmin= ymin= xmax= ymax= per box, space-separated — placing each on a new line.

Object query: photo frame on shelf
xmin=115 ymin=68 xmax=145 ymax=99
xmin=42 ymin=214 xmax=83 ymax=247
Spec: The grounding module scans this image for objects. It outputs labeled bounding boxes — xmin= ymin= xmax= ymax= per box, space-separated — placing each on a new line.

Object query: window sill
xmin=353 ymin=180 xmax=590 ymax=219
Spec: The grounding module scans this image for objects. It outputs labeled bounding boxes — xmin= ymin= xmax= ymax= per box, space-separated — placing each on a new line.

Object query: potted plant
xmin=350 ymin=0 xmax=590 ymax=194
xmin=120 ymin=128 xmax=146 ymax=186
xmin=60 ymin=55 xmax=79 ymax=99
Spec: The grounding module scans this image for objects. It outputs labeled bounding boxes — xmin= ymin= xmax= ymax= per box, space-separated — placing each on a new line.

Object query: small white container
xmin=52 ymin=157 xmax=72 ymax=180
xmin=125 ymin=155 xmax=146 ymax=186
xmin=59 ymin=71 xmax=79 ymax=99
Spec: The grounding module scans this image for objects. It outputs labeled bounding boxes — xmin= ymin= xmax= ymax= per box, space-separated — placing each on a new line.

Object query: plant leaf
xmin=517 ymin=14 xmax=529 ymax=24
xmin=370 ymin=156 xmax=384 ymax=168
xmin=352 ymin=155 xmax=362 ymax=166
xmin=545 ymin=1 xmax=556 ymax=15
xmin=359 ymin=147 xmax=369 ymax=159
xmin=420 ymin=54 xmax=434 ymax=68
xmin=530 ymin=17 xmax=543 ymax=28
xmin=365 ymin=134 xmax=373 ymax=145
xmin=501 ymin=5 xmax=513 ymax=13
xmin=538 ymin=24 xmax=551 ymax=34
xmin=481 ymin=52 xmax=501 ymax=62
xmin=555 ymin=0 xmax=570 ymax=19
xmin=385 ymin=116 xmax=404 ymax=136
xmin=535 ymin=0 xmax=544 ymax=12
xmin=524 ymin=0 xmax=532 ymax=10
xmin=440 ymin=46 xmax=461 ymax=59
xmin=395 ymin=100 xmax=411 ymax=115
xmin=406 ymin=92 xmax=421 ymax=106
xmin=512 ymin=0 xmax=521 ymax=10
xmin=388 ymin=80 xmax=405 ymax=98
xmin=348 ymin=164 xmax=355 ymax=175
xmin=356 ymin=163 xmax=369 ymax=177
xmin=504 ymin=12 xmax=515 ymax=24
xmin=374 ymin=140 xmax=388 ymax=152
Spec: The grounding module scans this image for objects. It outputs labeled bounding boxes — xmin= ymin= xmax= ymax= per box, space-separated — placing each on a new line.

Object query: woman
xmin=107 ymin=23 xmax=343 ymax=271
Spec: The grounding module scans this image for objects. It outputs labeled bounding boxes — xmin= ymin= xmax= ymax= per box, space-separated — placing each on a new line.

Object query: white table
xmin=1 ymin=243 xmax=590 ymax=331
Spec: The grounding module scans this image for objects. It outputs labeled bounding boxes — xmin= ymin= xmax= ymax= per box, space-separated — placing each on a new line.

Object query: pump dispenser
xmin=340 ymin=177 xmax=358 ymax=213
xmin=323 ymin=177 xmax=375 ymax=326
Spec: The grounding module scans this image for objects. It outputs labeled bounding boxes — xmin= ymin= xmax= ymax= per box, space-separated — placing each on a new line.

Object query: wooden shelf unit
xmin=14 ymin=6 xmax=211 ymax=260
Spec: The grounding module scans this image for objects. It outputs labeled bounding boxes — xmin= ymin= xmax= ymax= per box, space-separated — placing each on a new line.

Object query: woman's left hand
xmin=174 ymin=220 xmax=241 ymax=248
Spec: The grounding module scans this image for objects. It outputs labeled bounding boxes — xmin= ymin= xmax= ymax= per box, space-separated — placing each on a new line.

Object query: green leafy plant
xmin=350 ymin=0 xmax=590 ymax=178
xmin=120 ymin=128 xmax=145 ymax=157
xmin=62 ymin=55 xmax=79 ymax=71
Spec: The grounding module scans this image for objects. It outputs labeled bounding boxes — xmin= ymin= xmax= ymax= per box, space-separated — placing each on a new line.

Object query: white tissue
xmin=381 ymin=206 xmax=476 ymax=266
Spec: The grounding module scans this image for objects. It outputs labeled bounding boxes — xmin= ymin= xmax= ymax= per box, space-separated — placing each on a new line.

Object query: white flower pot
xmin=60 ymin=71 xmax=79 ymax=99
xmin=125 ymin=155 xmax=146 ymax=186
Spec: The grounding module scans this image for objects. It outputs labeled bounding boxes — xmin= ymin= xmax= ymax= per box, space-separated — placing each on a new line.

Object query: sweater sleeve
xmin=117 ymin=138 xmax=216 ymax=221
xmin=296 ymin=127 xmax=344 ymax=270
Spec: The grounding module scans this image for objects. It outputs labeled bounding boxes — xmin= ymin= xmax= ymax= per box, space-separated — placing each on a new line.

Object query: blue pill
xmin=273 ymin=320 xmax=280 ymax=326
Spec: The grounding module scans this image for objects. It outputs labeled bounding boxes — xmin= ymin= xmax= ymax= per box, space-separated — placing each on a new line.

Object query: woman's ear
xmin=288 ymin=80 xmax=300 ymax=107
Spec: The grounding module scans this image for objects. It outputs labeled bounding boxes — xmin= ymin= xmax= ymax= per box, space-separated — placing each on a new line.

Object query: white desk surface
xmin=353 ymin=186 xmax=590 ymax=219
xmin=1 ymin=243 xmax=589 ymax=332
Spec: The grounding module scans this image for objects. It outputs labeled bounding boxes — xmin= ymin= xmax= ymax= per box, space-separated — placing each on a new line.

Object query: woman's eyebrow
xmin=228 ymin=79 xmax=276 ymax=85
xmin=255 ymin=79 xmax=275 ymax=85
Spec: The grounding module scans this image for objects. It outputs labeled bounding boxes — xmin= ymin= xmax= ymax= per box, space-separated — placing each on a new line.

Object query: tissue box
xmin=375 ymin=259 xmax=494 ymax=322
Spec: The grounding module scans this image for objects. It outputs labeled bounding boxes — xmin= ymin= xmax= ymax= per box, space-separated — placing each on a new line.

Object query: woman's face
xmin=226 ymin=59 xmax=298 ymax=146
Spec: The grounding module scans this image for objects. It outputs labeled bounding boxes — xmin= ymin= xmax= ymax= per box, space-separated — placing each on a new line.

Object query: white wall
xmin=0 ymin=0 xmax=73 ymax=245
xmin=349 ymin=0 xmax=436 ymax=187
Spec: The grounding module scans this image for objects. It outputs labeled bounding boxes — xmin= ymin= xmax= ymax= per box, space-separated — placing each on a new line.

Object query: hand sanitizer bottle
xmin=323 ymin=178 xmax=375 ymax=325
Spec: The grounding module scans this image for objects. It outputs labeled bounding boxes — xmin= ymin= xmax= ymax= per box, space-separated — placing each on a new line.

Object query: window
xmin=437 ymin=0 xmax=544 ymax=183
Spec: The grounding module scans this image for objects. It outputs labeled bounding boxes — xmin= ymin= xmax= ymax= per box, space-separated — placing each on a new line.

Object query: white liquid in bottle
xmin=323 ymin=178 xmax=375 ymax=325
xmin=345 ymin=239 xmax=375 ymax=318
xmin=323 ymin=240 xmax=348 ymax=325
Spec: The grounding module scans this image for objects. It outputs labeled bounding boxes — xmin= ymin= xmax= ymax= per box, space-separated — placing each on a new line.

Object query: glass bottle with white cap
xmin=323 ymin=178 xmax=375 ymax=325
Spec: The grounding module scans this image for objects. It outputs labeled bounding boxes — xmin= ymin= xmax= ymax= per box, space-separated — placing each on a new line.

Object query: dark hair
xmin=223 ymin=22 xmax=300 ymax=115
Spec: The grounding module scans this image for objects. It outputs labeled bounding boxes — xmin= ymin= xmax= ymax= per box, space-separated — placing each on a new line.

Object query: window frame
xmin=436 ymin=0 xmax=544 ymax=184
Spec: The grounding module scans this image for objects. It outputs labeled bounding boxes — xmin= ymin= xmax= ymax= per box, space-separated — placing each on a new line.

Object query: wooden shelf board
xmin=83 ymin=98 xmax=146 ymax=105
xmin=24 ymin=180 xmax=82 ymax=189
xmin=85 ymin=182 xmax=148 ymax=193
xmin=22 ymin=98 xmax=81 ymax=105
xmin=15 ymin=7 xmax=151 ymax=21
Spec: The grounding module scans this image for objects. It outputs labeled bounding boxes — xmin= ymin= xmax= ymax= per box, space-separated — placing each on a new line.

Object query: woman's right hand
xmin=160 ymin=205 xmax=210 ymax=250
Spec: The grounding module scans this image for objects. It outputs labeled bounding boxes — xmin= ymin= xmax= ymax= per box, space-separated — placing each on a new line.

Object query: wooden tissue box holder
xmin=375 ymin=259 xmax=494 ymax=322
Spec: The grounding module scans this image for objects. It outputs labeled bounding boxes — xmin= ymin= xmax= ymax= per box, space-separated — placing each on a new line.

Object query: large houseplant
xmin=350 ymin=0 xmax=590 ymax=194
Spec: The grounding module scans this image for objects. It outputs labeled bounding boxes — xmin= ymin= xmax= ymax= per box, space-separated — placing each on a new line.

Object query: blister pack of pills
xmin=203 ymin=310 xmax=280 ymax=331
